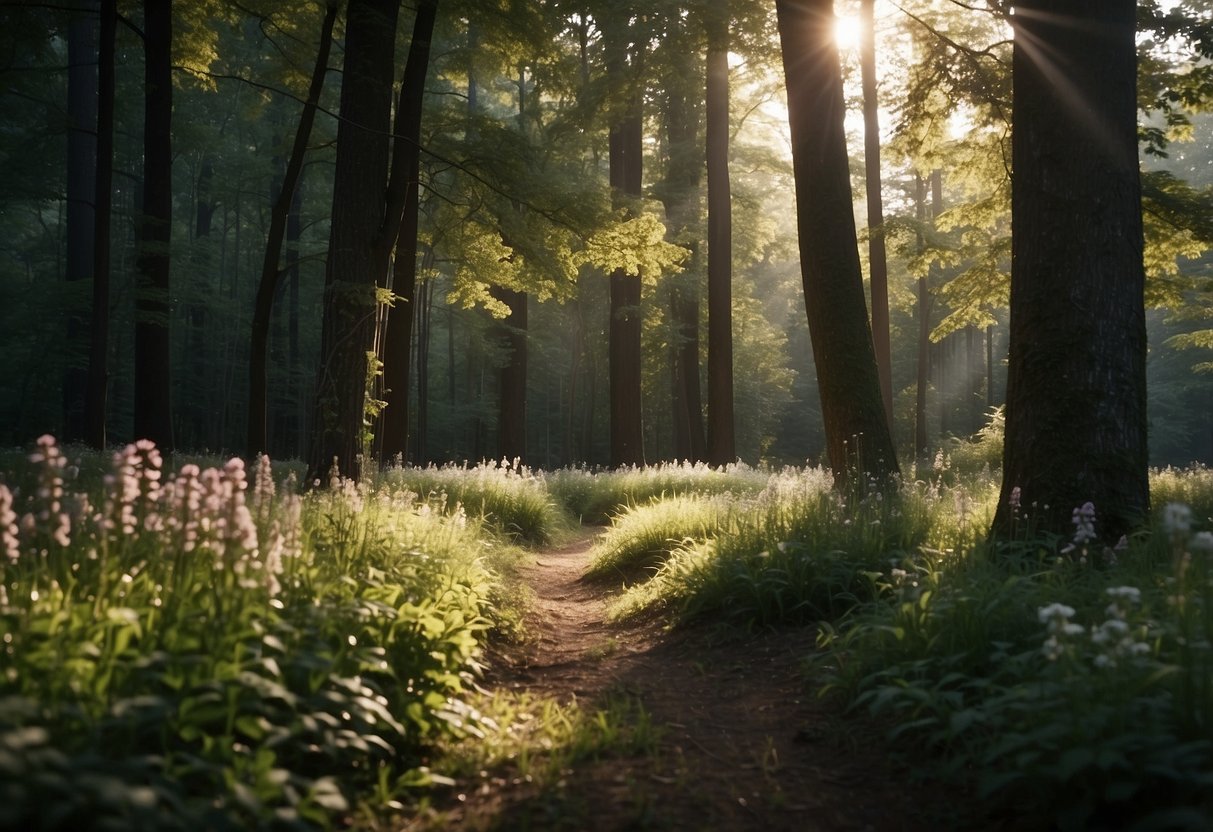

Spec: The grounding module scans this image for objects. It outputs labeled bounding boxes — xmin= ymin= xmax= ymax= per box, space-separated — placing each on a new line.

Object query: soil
xmin=402 ymin=530 xmax=984 ymax=832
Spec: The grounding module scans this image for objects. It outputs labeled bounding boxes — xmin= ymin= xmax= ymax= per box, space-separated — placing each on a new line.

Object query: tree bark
xmin=705 ymin=2 xmax=736 ymax=465
xmin=914 ymin=173 xmax=930 ymax=456
xmin=607 ymin=19 xmax=645 ymax=468
xmin=492 ymin=286 xmax=528 ymax=462
xmin=248 ymin=2 xmax=337 ymax=457
xmin=308 ymin=0 xmax=400 ymax=482
xmin=133 ymin=0 xmax=174 ymax=452
xmin=64 ymin=1 xmax=98 ymax=443
xmin=85 ymin=0 xmax=115 ymax=449
xmin=860 ymin=0 xmax=893 ymax=435
xmin=378 ymin=0 xmax=438 ymax=464
xmin=992 ymin=0 xmax=1148 ymax=542
xmin=775 ymin=0 xmax=898 ymax=487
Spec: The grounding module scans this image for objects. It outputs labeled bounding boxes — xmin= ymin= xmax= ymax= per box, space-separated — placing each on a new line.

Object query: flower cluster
xmin=1039 ymin=586 xmax=1152 ymax=668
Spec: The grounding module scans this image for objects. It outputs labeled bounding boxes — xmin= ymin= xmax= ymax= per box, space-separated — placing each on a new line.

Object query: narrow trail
xmin=421 ymin=530 xmax=962 ymax=832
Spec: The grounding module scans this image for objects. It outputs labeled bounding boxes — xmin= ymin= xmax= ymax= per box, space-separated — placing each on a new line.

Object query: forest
xmin=3 ymin=0 xmax=1213 ymax=829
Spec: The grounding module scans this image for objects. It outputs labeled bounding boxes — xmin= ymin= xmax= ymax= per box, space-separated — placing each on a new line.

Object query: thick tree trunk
xmin=992 ymin=0 xmax=1148 ymax=542
xmin=85 ymin=0 xmax=115 ymax=449
xmin=133 ymin=0 xmax=174 ymax=452
xmin=860 ymin=0 xmax=893 ymax=434
xmin=308 ymin=0 xmax=400 ymax=482
xmin=775 ymin=0 xmax=898 ymax=487
xmin=492 ymin=286 xmax=528 ymax=462
xmin=705 ymin=4 xmax=735 ymax=465
xmin=378 ymin=0 xmax=438 ymax=464
xmin=64 ymin=2 xmax=98 ymax=442
xmin=248 ymin=2 xmax=336 ymax=457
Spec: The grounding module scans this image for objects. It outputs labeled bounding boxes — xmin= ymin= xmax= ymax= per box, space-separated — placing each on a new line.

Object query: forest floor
xmin=401 ymin=530 xmax=992 ymax=832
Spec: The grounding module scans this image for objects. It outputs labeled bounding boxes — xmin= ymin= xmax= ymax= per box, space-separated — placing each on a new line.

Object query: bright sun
xmin=834 ymin=14 xmax=861 ymax=50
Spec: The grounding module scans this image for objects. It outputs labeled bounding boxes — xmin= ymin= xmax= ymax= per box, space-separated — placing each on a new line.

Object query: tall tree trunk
xmin=986 ymin=324 xmax=995 ymax=409
xmin=414 ymin=273 xmax=433 ymax=464
xmin=286 ymin=180 xmax=303 ymax=457
xmin=378 ymin=0 xmax=438 ymax=464
xmin=308 ymin=0 xmax=400 ymax=482
xmin=913 ymin=174 xmax=930 ymax=456
xmin=64 ymin=1 xmax=98 ymax=443
xmin=775 ymin=0 xmax=898 ymax=487
xmin=247 ymin=2 xmax=337 ymax=456
xmin=133 ymin=0 xmax=174 ymax=452
xmin=85 ymin=0 xmax=115 ymax=448
xmin=656 ymin=18 xmax=705 ymax=463
xmin=492 ymin=286 xmax=528 ymax=461
xmin=992 ymin=0 xmax=1148 ymax=542
xmin=705 ymin=2 xmax=735 ymax=465
xmin=607 ymin=21 xmax=645 ymax=468
xmin=860 ymin=0 xmax=893 ymax=434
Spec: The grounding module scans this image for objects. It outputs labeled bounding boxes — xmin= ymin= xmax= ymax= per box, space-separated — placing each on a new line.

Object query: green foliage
xmin=0 ymin=439 xmax=502 ymax=829
xmin=379 ymin=458 xmax=566 ymax=546
xmin=586 ymin=493 xmax=742 ymax=583
xmin=544 ymin=460 xmax=771 ymax=524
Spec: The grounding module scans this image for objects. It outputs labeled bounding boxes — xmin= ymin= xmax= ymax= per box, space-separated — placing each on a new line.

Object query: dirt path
xmin=413 ymin=530 xmax=966 ymax=831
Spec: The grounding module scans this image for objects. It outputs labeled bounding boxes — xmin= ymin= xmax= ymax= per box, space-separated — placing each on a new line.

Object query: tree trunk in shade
xmin=992 ymin=0 xmax=1148 ymax=543
xmin=84 ymin=0 xmax=116 ymax=448
xmin=64 ymin=2 xmax=97 ymax=443
xmin=606 ymin=15 xmax=645 ymax=468
xmin=492 ymin=286 xmax=528 ymax=462
xmin=705 ymin=1 xmax=736 ymax=465
xmin=913 ymin=173 xmax=930 ymax=457
xmin=860 ymin=0 xmax=893 ymax=434
xmin=307 ymin=0 xmax=400 ymax=482
xmin=775 ymin=0 xmax=898 ymax=487
xmin=133 ymin=0 xmax=174 ymax=453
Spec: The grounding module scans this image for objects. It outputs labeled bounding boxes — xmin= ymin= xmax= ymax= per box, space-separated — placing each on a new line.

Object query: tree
xmin=705 ymin=0 xmax=735 ymax=465
xmin=247 ymin=1 xmax=337 ymax=457
xmin=776 ymin=0 xmax=898 ymax=486
xmin=63 ymin=1 xmax=97 ymax=443
xmin=992 ymin=0 xmax=1148 ymax=542
xmin=133 ymin=0 xmax=174 ymax=451
xmin=860 ymin=0 xmax=892 ymax=434
xmin=308 ymin=0 xmax=400 ymax=482
xmin=377 ymin=0 xmax=437 ymax=466
xmin=605 ymin=10 xmax=646 ymax=468
xmin=85 ymin=0 xmax=116 ymax=448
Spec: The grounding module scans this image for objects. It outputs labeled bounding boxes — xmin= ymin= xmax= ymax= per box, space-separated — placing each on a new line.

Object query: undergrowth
xmin=0 ymin=438 xmax=509 ymax=830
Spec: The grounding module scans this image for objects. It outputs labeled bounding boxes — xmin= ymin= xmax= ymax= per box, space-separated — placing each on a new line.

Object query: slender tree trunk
xmin=286 ymin=181 xmax=303 ymax=457
xmin=775 ymin=0 xmax=898 ymax=487
xmin=133 ymin=0 xmax=174 ymax=452
xmin=914 ymin=174 xmax=930 ymax=456
xmin=492 ymin=286 xmax=528 ymax=461
xmin=860 ymin=0 xmax=893 ymax=434
xmin=986 ymin=323 xmax=995 ymax=409
xmin=607 ymin=22 xmax=645 ymax=468
xmin=414 ymin=273 xmax=433 ymax=464
xmin=64 ymin=2 xmax=98 ymax=442
xmin=992 ymin=0 xmax=1148 ymax=542
xmin=308 ymin=0 xmax=400 ymax=482
xmin=247 ymin=2 xmax=337 ymax=456
xmin=705 ymin=3 xmax=736 ymax=465
xmin=85 ymin=0 xmax=115 ymax=448
xmin=378 ymin=0 xmax=438 ymax=464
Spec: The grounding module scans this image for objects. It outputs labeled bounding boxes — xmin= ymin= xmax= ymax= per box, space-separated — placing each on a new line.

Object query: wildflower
xmin=1072 ymin=502 xmax=1097 ymax=545
xmin=1190 ymin=532 xmax=1213 ymax=554
xmin=1038 ymin=603 xmax=1076 ymax=623
xmin=0 ymin=485 xmax=19 ymax=562
xmin=1105 ymin=586 xmax=1141 ymax=605
xmin=1163 ymin=503 xmax=1192 ymax=537
xmin=1009 ymin=486 xmax=1022 ymax=511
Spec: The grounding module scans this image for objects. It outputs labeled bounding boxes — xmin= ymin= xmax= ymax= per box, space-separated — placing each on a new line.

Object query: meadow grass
xmin=379 ymin=458 xmax=567 ymax=546
xmin=0 ymin=438 xmax=511 ymax=830
xmin=544 ymin=460 xmax=771 ymax=524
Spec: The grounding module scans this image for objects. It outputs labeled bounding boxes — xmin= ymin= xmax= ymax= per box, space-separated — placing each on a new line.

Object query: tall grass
xmin=545 ymin=460 xmax=771 ymax=524
xmin=0 ymin=438 xmax=504 ymax=830
xmin=379 ymin=458 xmax=566 ymax=545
